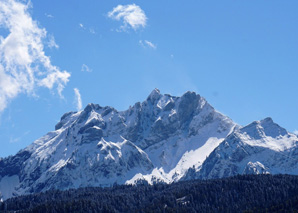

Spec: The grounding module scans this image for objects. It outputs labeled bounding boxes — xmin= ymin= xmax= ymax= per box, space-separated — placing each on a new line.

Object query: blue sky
xmin=0 ymin=0 xmax=297 ymax=157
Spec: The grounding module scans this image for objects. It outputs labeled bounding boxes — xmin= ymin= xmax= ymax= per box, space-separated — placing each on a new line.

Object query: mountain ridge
xmin=0 ymin=89 xmax=297 ymax=200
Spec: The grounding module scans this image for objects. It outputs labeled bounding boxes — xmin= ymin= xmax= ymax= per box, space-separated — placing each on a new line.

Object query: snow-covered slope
xmin=183 ymin=117 xmax=298 ymax=180
xmin=0 ymin=89 xmax=236 ymax=199
xmin=1 ymin=89 xmax=297 ymax=200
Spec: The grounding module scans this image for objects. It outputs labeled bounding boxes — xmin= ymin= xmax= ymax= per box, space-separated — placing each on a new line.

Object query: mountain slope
xmin=2 ymin=174 xmax=298 ymax=212
xmin=1 ymin=89 xmax=297 ymax=200
xmin=183 ymin=117 xmax=298 ymax=180
xmin=0 ymin=89 xmax=236 ymax=199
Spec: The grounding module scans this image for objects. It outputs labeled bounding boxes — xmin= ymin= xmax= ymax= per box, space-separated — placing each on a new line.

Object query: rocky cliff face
xmin=0 ymin=89 xmax=297 ymax=200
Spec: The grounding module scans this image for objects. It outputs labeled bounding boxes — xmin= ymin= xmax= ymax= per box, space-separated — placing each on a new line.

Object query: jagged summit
xmin=0 ymin=89 xmax=297 ymax=200
xmin=147 ymin=88 xmax=161 ymax=103
xmin=240 ymin=117 xmax=288 ymax=139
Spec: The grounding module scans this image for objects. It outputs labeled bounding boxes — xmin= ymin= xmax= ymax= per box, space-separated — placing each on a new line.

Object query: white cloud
xmin=45 ymin=13 xmax=53 ymax=18
xmin=9 ymin=130 xmax=30 ymax=143
xmin=294 ymin=130 xmax=298 ymax=135
xmin=39 ymin=71 xmax=70 ymax=97
xmin=9 ymin=135 xmax=21 ymax=143
xmin=79 ymin=23 xmax=84 ymax=29
xmin=89 ymin=28 xmax=96 ymax=34
xmin=47 ymin=34 xmax=59 ymax=49
xmin=139 ymin=40 xmax=157 ymax=49
xmin=81 ymin=64 xmax=92 ymax=72
xmin=74 ymin=88 xmax=82 ymax=111
xmin=79 ymin=23 xmax=96 ymax=34
xmin=0 ymin=0 xmax=70 ymax=111
xmin=108 ymin=4 xmax=147 ymax=31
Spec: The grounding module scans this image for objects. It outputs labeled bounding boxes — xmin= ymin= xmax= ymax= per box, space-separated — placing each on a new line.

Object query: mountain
xmin=183 ymin=117 xmax=298 ymax=180
xmin=0 ymin=89 xmax=297 ymax=200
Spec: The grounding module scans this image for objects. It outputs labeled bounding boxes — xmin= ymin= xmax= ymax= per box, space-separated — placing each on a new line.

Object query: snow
xmin=1 ymin=89 xmax=297 ymax=199
xmin=244 ymin=161 xmax=270 ymax=174
xmin=187 ymin=117 xmax=298 ymax=180
xmin=242 ymin=132 xmax=297 ymax=152
xmin=148 ymin=88 xmax=161 ymax=102
xmin=157 ymin=96 xmax=171 ymax=109
xmin=50 ymin=159 xmax=68 ymax=172
xmin=4 ymin=90 xmax=236 ymax=197
xmin=169 ymin=109 xmax=176 ymax=117
xmin=0 ymin=175 xmax=19 ymax=200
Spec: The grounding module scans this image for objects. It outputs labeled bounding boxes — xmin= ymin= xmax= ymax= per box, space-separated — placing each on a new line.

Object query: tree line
xmin=1 ymin=174 xmax=298 ymax=212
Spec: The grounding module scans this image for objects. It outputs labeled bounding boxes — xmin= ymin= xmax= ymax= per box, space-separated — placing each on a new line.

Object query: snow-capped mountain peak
xmin=183 ymin=117 xmax=298 ymax=180
xmin=0 ymin=89 xmax=297 ymax=200
xmin=240 ymin=117 xmax=288 ymax=140
xmin=147 ymin=88 xmax=162 ymax=103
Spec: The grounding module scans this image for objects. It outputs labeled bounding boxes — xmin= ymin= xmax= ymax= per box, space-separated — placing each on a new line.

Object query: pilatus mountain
xmin=0 ymin=89 xmax=297 ymax=199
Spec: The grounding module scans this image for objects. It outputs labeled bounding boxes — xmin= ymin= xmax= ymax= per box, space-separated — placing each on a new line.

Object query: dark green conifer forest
xmin=1 ymin=174 xmax=298 ymax=212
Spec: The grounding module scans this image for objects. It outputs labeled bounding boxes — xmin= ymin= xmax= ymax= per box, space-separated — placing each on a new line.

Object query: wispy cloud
xmin=9 ymin=136 xmax=21 ymax=143
xmin=74 ymin=88 xmax=82 ymax=111
xmin=9 ymin=130 xmax=30 ymax=143
xmin=0 ymin=0 xmax=70 ymax=112
xmin=47 ymin=34 xmax=59 ymax=49
xmin=79 ymin=23 xmax=96 ymax=34
xmin=139 ymin=40 xmax=157 ymax=49
xmin=294 ymin=130 xmax=298 ymax=135
xmin=81 ymin=64 xmax=92 ymax=72
xmin=45 ymin=13 xmax=53 ymax=18
xmin=79 ymin=23 xmax=85 ymax=29
xmin=89 ymin=28 xmax=96 ymax=34
xmin=108 ymin=4 xmax=147 ymax=31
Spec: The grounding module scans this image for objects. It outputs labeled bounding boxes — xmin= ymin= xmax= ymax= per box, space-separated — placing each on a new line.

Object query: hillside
xmin=1 ymin=174 xmax=298 ymax=212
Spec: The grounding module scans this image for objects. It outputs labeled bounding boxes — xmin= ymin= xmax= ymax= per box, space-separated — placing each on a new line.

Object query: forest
xmin=1 ymin=174 xmax=298 ymax=212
